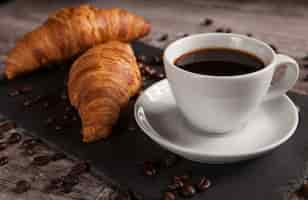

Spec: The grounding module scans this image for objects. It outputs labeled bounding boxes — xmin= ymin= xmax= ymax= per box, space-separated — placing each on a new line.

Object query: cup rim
xmin=163 ymin=33 xmax=276 ymax=80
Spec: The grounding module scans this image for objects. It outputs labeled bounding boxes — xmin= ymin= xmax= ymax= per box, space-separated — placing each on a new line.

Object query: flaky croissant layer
xmin=68 ymin=41 xmax=141 ymax=143
xmin=5 ymin=4 xmax=150 ymax=79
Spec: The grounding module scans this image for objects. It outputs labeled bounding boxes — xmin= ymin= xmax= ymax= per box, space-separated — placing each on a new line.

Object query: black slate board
xmin=0 ymin=42 xmax=307 ymax=200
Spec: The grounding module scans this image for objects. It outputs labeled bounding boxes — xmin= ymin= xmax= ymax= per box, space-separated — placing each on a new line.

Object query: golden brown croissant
xmin=5 ymin=5 xmax=150 ymax=79
xmin=68 ymin=41 xmax=141 ymax=143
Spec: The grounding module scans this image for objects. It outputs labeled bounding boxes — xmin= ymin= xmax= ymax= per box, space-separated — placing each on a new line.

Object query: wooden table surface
xmin=0 ymin=0 xmax=307 ymax=199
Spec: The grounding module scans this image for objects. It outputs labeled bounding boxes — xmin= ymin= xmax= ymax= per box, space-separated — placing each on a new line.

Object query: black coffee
xmin=174 ymin=48 xmax=265 ymax=76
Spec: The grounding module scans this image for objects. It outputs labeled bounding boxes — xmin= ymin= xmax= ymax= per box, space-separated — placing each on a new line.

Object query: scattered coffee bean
xmin=72 ymin=116 xmax=78 ymax=121
xmin=8 ymin=90 xmax=20 ymax=97
xmin=21 ymin=138 xmax=41 ymax=149
xmin=32 ymin=155 xmax=51 ymax=166
xmin=0 ymin=121 xmax=16 ymax=133
xmin=176 ymin=32 xmax=189 ymax=38
xmin=137 ymin=55 xmax=147 ymax=63
xmin=298 ymin=180 xmax=308 ymax=198
xmin=164 ymin=191 xmax=176 ymax=200
xmin=13 ymin=180 xmax=30 ymax=194
xmin=215 ymin=28 xmax=224 ymax=32
xmin=64 ymin=106 xmax=73 ymax=113
xmin=43 ymin=101 xmax=49 ymax=108
xmin=269 ymin=44 xmax=278 ymax=52
xmin=69 ymin=161 xmax=90 ymax=176
xmin=142 ymin=161 xmax=157 ymax=176
xmin=61 ymin=92 xmax=68 ymax=100
xmin=0 ymin=156 xmax=8 ymax=166
xmin=62 ymin=174 xmax=79 ymax=187
xmin=0 ymin=142 xmax=8 ymax=151
xmin=196 ymin=177 xmax=211 ymax=191
xmin=51 ymin=152 xmax=66 ymax=161
xmin=158 ymin=33 xmax=168 ymax=42
xmin=246 ymin=33 xmax=253 ymax=37
xmin=163 ymin=154 xmax=179 ymax=168
xmin=129 ymin=190 xmax=144 ymax=200
xmin=180 ymin=185 xmax=196 ymax=198
xmin=20 ymin=85 xmax=32 ymax=94
xmin=200 ymin=18 xmax=213 ymax=26
xmin=157 ymin=73 xmax=165 ymax=79
xmin=225 ymin=28 xmax=232 ymax=33
xmin=7 ymin=132 xmax=22 ymax=144
xmin=173 ymin=175 xmax=190 ymax=183
xmin=23 ymin=99 xmax=32 ymax=107
xmin=55 ymin=125 xmax=63 ymax=131
xmin=44 ymin=117 xmax=54 ymax=126
xmin=168 ymin=181 xmax=184 ymax=191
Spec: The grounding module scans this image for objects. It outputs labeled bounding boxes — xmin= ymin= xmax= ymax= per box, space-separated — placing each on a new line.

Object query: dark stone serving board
xmin=0 ymin=42 xmax=307 ymax=200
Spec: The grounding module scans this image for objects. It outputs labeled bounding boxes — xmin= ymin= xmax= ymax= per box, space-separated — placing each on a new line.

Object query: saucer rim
xmin=134 ymin=79 xmax=299 ymax=160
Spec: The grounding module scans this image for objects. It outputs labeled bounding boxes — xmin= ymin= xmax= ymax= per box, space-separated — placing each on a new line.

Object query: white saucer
xmin=134 ymin=79 xmax=299 ymax=164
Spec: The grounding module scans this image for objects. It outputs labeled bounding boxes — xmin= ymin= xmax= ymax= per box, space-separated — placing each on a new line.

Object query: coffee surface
xmin=174 ymin=48 xmax=265 ymax=76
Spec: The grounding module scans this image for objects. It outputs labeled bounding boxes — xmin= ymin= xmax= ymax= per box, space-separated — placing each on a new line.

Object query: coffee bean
xmin=144 ymin=163 xmax=157 ymax=176
xmin=269 ymin=44 xmax=278 ymax=52
xmin=13 ymin=180 xmax=30 ymax=194
xmin=32 ymin=155 xmax=51 ymax=166
xmin=130 ymin=190 xmax=144 ymax=200
xmin=23 ymin=99 xmax=32 ymax=107
xmin=176 ymin=32 xmax=189 ymax=38
xmin=137 ymin=55 xmax=147 ymax=63
xmin=246 ymin=33 xmax=253 ymax=37
xmin=61 ymin=92 xmax=68 ymax=100
xmin=44 ymin=117 xmax=54 ymax=126
xmin=298 ymin=180 xmax=308 ymax=198
xmin=51 ymin=152 xmax=66 ymax=161
xmin=215 ymin=28 xmax=224 ymax=32
xmin=63 ymin=114 xmax=69 ymax=120
xmin=20 ymin=85 xmax=32 ymax=94
xmin=173 ymin=175 xmax=190 ymax=183
xmin=196 ymin=177 xmax=211 ymax=191
xmin=21 ymin=138 xmax=41 ymax=149
xmin=180 ymin=185 xmax=196 ymax=198
xmin=163 ymin=154 xmax=179 ymax=168
xmin=72 ymin=116 xmax=78 ymax=121
xmin=63 ymin=174 xmax=79 ymax=186
xmin=43 ymin=101 xmax=49 ymax=108
xmin=0 ymin=121 xmax=16 ymax=133
xmin=0 ymin=156 xmax=8 ymax=166
xmin=0 ymin=142 xmax=8 ymax=151
xmin=168 ymin=181 xmax=184 ymax=191
xmin=69 ymin=161 xmax=90 ymax=176
xmin=55 ymin=125 xmax=63 ymax=131
xmin=8 ymin=90 xmax=20 ymax=97
xmin=200 ymin=18 xmax=213 ymax=26
xmin=158 ymin=33 xmax=168 ymax=42
xmin=225 ymin=28 xmax=232 ymax=33
xmin=164 ymin=191 xmax=176 ymax=200
xmin=7 ymin=132 xmax=22 ymax=144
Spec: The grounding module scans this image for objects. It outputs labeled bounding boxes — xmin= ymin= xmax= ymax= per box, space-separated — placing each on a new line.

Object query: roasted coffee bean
xmin=72 ymin=116 xmax=78 ymax=121
xmin=43 ymin=101 xmax=49 ymax=108
xmin=143 ymin=163 xmax=157 ymax=176
xmin=269 ymin=44 xmax=278 ymax=52
xmin=0 ymin=121 xmax=16 ymax=133
xmin=23 ymin=99 xmax=32 ymax=107
xmin=180 ymin=185 xmax=196 ymax=198
xmin=13 ymin=180 xmax=30 ymax=194
xmin=163 ymin=154 xmax=179 ymax=168
xmin=32 ymin=155 xmax=51 ymax=166
xmin=44 ymin=117 xmax=54 ymax=126
xmin=61 ymin=92 xmax=68 ymax=100
xmin=200 ymin=18 xmax=213 ymax=26
xmin=215 ymin=28 xmax=224 ymax=32
xmin=168 ymin=181 xmax=184 ymax=191
xmin=0 ymin=156 xmax=8 ymax=166
xmin=158 ymin=33 xmax=168 ymax=42
xmin=69 ymin=161 xmax=90 ymax=176
xmin=8 ymin=90 xmax=20 ymax=97
xmin=20 ymin=85 xmax=32 ymax=94
xmin=246 ymin=33 xmax=253 ymax=37
xmin=298 ymin=180 xmax=308 ymax=198
xmin=196 ymin=177 xmax=211 ymax=191
xmin=225 ymin=28 xmax=232 ymax=33
xmin=157 ymin=73 xmax=165 ymax=79
xmin=137 ymin=55 xmax=147 ymax=63
xmin=0 ymin=142 xmax=8 ymax=151
xmin=130 ymin=190 xmax=144 ymax=200
xmin=65 ymin=106 xmax=73 ymax=113
xmin=63 ymin=115 xmax=69 ymax=120
xmin=63 ymin=175 xmax=79 ymax=186
xmin=7 ymin=132 xmax=22 ymax=144
xmin=51 ymin=152 xmax=66 ymax=161
xmin=176 ymin=32 xmax=189 ymax=38
xmin=164 ymin=191 xmax=176 ymax=200
xmin=55 ymin=125 xmax=63 ymax=131
xmin=173 ymin=175 xmax=190 ymax=183
xmin=21 ymin=138 xmax=41 ymax=149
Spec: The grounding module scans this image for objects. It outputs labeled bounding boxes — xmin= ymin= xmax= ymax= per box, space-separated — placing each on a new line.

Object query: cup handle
xmin=264 ymin=54 xmax=299 ymax=101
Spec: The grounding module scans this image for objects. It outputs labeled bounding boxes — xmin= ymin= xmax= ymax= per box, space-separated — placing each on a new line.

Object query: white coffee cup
xmin=163 ymin=33 xmax=299 ymax=133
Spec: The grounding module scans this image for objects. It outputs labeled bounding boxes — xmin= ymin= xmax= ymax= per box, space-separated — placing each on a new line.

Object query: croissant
xmin=68 ymin=41 xmax=141 ymax=143
xmin=5 ymin=5 xmax=150 ymax=79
